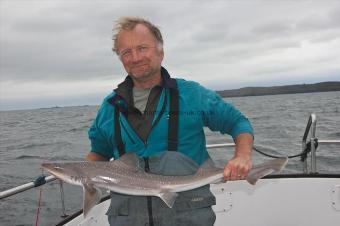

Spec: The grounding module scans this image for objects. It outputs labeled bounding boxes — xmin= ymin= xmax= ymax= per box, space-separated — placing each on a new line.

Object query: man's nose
xmin=131 ymin=48 xmax=142 ymax=62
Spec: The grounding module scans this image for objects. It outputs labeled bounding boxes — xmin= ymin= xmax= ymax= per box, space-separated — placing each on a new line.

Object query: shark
xmin=42 ymin=152 xmax=288 ymax=217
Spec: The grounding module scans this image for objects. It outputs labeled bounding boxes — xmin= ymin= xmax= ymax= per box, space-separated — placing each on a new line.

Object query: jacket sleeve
xmin=198 ymin=84 xmax=254 ymax=139
xmin=88 ymin=100 xmax=115 ymax=160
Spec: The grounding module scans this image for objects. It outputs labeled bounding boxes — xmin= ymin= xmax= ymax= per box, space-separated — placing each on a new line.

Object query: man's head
xmin=112 ymin=17 xmax=164 ymax=87
xmin=112 ymin=17 xmax=163 ymax=53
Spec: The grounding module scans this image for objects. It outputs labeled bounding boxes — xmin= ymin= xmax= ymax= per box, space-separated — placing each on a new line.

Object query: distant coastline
xmin=217 ymin=81 xmax=340 ymax=98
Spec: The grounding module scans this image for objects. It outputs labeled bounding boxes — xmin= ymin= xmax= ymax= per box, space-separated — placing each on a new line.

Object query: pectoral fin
xmin=158 ymin=191 xmax=178 ymax=208
xmin=83 ymin=183 xmax=102 ymax=217
xmin=246 ymin=157 xmax=288 ymax=185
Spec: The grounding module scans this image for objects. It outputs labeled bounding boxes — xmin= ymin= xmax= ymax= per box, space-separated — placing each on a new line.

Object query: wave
xmin=6 ymin=141 xmax=73 ymax=151
xmin=15 ymin=155 xmax=45 ymax=160
xmin=15 ymin=154 xmax=84 ymax=161
xmin=332 ymin=132 xmax=340 ymax=137
xmin=66 ymin=125 xmax=90 ymax=133
xmin=43 ymin=155 xmax=85 ymax=161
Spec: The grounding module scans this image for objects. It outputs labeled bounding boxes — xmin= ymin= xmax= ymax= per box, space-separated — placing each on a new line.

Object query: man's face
xmin=116 ymin=24 xmax=164 ymax=82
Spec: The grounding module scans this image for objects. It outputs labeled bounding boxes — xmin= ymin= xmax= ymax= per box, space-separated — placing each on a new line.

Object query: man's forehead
xmin=117 ymin=24 xmax=156 ymax=47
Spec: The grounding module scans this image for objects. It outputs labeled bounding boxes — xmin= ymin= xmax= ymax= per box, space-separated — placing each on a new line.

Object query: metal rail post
xmin=301 ymin=114 xmax=318 ymax=174
xmin=310 ymin=115 xmax=317 ymax=173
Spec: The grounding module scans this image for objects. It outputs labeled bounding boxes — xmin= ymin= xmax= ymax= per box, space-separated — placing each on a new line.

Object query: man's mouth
xmin=132 ymin=64 xmax=148 ymax=69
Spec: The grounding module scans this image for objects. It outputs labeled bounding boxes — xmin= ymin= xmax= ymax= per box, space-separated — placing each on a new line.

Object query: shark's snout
xmin=42 ymin=163 xmax=64 ymax=174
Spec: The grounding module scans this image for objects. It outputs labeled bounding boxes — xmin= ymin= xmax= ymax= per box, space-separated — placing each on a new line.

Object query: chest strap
xmin=114 ymin=107 xmax=126 ymax=157
xmin=114 ymin=85 xmax=179 ymax=157
xmin=168 ymin=87 xmax=179 ymax=151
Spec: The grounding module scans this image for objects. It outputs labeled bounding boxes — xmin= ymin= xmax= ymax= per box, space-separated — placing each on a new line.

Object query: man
xmin=86 ymin=17 xmax=253 ymax=226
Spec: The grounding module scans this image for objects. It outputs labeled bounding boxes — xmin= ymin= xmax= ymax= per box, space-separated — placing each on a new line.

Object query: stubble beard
xmin=130 ymin=64 xmax=160 ymax=83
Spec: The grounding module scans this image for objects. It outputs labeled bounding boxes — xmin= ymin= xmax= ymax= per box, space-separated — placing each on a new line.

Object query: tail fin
xmin=246 ymin=157 xmax=288 ymax=185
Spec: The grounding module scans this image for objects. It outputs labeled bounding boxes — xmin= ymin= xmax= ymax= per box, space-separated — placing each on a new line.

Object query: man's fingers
xmin=223 ymin=159 xmax=252 ymax=181
xmin=223 ymin=167 xmax=231 ymax=180
xmin=230 ymin=169 xmax=239 ymax=180
xmin=223 ymin=164 xmax=240 ymax=181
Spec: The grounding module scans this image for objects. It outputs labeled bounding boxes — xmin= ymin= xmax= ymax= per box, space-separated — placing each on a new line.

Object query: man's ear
xmin=159 ymin=48 xmax=164 ymax=61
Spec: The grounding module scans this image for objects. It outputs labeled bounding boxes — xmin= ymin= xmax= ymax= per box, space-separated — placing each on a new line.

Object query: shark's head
xmin=42 ymin=162 xmax=84 ymax=185
xmin=42 ymin=162 xmax=69 ymax=178
xmin=42 ymin=162 xmax=64 ymax=174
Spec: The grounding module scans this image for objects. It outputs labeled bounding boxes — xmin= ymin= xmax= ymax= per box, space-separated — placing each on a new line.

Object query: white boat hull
xmin=61 ymin=175 xmax=340 ymax=226
xmin=213 ymin=176 xmax=340 ymax=226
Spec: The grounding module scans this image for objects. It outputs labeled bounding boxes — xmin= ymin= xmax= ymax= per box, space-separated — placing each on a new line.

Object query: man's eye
xmin=121 ymin=50 xmax=131 ymax=56
xmin=139 ymin=46 xmax=148 ymax=51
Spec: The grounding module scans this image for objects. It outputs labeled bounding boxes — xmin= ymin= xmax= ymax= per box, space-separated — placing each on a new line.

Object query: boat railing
xmin=0 ymin=175 xmax=56 ymax=199
xmin=302 ymin=113 xmax=340 ymax=174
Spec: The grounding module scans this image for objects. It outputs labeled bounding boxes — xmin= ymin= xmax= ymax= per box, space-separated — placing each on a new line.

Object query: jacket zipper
xmin=121 ymin=90 xmax=168 ymax=149
xmin=144 ymin=157 xmax=154 ymax=226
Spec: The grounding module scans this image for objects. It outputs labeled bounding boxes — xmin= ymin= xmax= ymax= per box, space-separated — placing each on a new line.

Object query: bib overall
xmin=106 ymin=151 xmax=216 ymax=226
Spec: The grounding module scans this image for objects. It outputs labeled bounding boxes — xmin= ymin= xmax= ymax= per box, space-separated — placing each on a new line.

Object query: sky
xmin=1 ymin=0 xmax=340 ymax=111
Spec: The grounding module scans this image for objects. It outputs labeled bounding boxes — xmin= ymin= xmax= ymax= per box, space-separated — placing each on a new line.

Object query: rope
xmin=59 ymin=180 xmax=68 ymax=218
xmin=253 ymin=139 xmax=318 ymax=161
xmin=34 ymin=171 xmax=44 ymax=226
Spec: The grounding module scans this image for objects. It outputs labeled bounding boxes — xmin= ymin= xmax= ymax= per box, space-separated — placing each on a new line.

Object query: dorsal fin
xmin=114 ymin=152 xmax=140 ymax=169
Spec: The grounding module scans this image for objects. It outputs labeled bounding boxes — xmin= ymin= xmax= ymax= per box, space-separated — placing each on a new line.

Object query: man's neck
xmin=132 ymin=74 xmax=162 ymax=88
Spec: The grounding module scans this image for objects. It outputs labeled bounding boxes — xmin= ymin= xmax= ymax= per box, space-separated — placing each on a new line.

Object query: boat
xmin=1 ymin=113 xmax=339 ymax=226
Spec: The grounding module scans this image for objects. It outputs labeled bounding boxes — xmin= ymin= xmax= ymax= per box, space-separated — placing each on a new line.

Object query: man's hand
xmin=223 ymin=154 xmax=252 ymax=180
xmin=223 ymin=133 xmax=253 ymax=180
xmin=86 ymin=152 xmax=109 ymax=161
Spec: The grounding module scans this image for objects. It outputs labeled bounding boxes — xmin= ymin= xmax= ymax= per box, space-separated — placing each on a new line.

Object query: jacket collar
xmin=160 ymin=66 xmax=177 ymax=89
xmin=108 ymin=66 xmax=176 ymax=107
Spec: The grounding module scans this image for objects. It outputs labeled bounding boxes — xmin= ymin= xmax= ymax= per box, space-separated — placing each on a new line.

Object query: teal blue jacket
xmin=88 ymin=71 xmax=253 ymax=165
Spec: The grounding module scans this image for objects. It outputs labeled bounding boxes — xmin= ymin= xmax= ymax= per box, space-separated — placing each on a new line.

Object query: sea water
xmin=0 ymin=91 xmax=339 ymax=226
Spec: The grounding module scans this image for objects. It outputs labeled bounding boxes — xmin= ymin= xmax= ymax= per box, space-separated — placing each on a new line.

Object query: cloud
xmin=1 ymin=0 xmax=340 ymax=110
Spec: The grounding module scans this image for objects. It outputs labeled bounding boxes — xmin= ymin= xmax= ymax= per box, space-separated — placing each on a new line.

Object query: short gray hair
xmin=112 ymin=16 xmax=164 ymax=54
